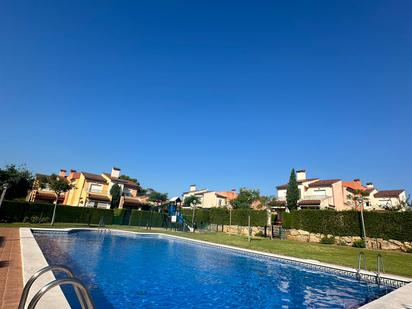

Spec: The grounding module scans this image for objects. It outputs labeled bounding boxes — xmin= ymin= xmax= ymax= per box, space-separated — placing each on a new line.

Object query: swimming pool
xmin=33 ymin=230 xmax=395 ymax=308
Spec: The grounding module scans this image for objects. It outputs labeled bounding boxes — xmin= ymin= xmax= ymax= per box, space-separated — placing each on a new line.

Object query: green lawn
xmin=2 ymin=223 xmax=412 ymax=278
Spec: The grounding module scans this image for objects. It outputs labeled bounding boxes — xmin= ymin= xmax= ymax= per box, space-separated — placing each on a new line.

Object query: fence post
xmin=248 ymin=215 xmax=251 ymax=243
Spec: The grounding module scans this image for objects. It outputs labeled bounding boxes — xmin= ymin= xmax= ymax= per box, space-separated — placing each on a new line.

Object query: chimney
xmin=190 ymin=184 xmax=197 ymax=192
xmin=69 ymin=169 xmax=76 ymax=178
xmin=296 ymin=170 xmax=306 ymax=181
xmin=111 ymin=167 xmax=121 ymax=178
xmin=366 ymin=182 xmax=374 ymax=189
xmin=353 ymin=178 xmax=361 ymax=185
xmin=59 ymin=169 xmax=67 ymax=177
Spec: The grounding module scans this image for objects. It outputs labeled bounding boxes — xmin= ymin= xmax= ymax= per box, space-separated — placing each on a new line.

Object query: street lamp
xmin=357 ymin=196 xmax=368 ymax=249
xmin=0 ymin=183 xmax=8 ymax=209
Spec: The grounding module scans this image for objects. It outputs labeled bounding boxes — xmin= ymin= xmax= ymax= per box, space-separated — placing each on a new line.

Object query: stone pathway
xmin=0 ymin=228 xmax=23 ymax=309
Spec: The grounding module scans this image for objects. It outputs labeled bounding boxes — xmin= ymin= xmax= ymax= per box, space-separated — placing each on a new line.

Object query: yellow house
xmin=64 ymin=167 xmax=142 ymax=209
xmin=27 ymin=167 xmax=143 ymax=209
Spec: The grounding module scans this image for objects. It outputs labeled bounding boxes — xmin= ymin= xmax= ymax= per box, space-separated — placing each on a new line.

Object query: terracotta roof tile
xmin=308 ymin=179 xmax=340 ymax=188
xmin=82 ymin=172 xmax=107 ymax=183
xmin=276 ymin=178 xmax=319 ymax=190
xmin=216 ymin=191 xmax=238 ymax=200
xmin=374 ymin=190 xmax=404 ymax=198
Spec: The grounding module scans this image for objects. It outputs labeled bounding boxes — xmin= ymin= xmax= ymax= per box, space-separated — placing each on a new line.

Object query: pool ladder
xmin=356 ymin=252 xmax=385 ymax=284
xmin=18 ymin=265 xmax=95 ymax=309
xmin=356 ymin=251 xmax=367 ymax=280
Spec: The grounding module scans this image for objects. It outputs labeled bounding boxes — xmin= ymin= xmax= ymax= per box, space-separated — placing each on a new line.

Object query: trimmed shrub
xmin=352 ymin=239 xmax=366 ymax=248
xmin=320 ymin=236 xmax=335 ymax=245
xmin=255 ymin=231 xmax=264 ymax=237
xmin=282 ymin=209 xmax=412 ymax=242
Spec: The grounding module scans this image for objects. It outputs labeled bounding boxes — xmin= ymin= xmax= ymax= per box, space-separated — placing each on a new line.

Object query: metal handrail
xmin=376 ymin=253 xmax=385 ymax=284
xmin=27 ymin=278 xmax=95 ymax=309
xmin=356 ymin=251 xmax=367 ymax=280
xmin=18 ymin=265 xmax=85 ymax=309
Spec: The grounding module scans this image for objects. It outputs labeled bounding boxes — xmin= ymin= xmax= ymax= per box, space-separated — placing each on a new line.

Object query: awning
xmin=35 ymin=191 xmax=64 ymax=202
xmin=88 ymin=193 xmax=110 ymax=202
xmin=298 ymin=199 xmax=321 ymax=206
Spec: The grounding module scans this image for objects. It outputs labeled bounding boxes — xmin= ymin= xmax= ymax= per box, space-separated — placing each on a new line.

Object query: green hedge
xmin=0 ymin=200 xmax=114 ymax=225
xmin=129 ymin=209 xmax=164 ymax=227
xmin=0 ymin=200 xmax=270 ymax=228
xmin=181 ymin=208 xmax=268 ymax=226
xmin=282 ymin=209 xmax=412 ymax=242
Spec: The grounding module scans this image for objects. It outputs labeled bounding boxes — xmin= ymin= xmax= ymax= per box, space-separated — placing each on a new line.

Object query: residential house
xmin=182 ymin=185 xmax=237 ymax=208
xmin=28 ymin=167 xmax=143 ymax=209
xmin=276 ymin=170 xmax=347 ymax=210
xmin=275 ymin=170 xmax=407 ymax=211
xmin=27 ymin=169 xmax=68 ymax=204
xmin=371 ymin=190 xmax=407 ymax=210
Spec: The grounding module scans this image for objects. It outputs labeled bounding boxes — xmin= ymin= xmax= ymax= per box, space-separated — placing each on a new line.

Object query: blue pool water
xmin=33 ymin=231 xmax=393 ymax=308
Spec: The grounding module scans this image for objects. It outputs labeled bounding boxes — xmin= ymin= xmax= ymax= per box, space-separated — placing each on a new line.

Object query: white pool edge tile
xmin=20 ymin=228 xmax=71 ymax=309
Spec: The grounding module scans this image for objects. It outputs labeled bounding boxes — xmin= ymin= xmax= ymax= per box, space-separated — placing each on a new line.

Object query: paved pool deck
xmin=0 ymin=227 xmax=23 ymax=309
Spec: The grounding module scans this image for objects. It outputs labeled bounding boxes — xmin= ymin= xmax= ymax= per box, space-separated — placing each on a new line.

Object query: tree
xmin=230 ymin=188 xmax=260 ymax=209
xmin=110 ymin=184 xmax=121 ymax=209
xmin=119 ymin=175 xmax=142 ymax=192
xmin=37 ymin=174 xmax=73 ymax=226
xmin=0 ymin=164 xmax=33 ymax=200
xmin=148 ymin=191 xmax=168 ymax=205
xmin=184 ymin=195 xmax=201 ymax=226
xmin=286 ymin=168 xmax=300 ymax=210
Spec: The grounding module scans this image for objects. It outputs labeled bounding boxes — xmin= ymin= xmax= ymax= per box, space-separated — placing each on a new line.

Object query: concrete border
xmin=30 ymin=228 xmax=412 ymax=308
xmin=19 ymin=228 xmax=70 ymax=309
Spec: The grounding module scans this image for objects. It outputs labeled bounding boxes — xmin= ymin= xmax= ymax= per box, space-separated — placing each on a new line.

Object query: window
xmin=89 ymin=183 xmax=103 ymax=193
xmin=123 ymin=188 xmax=132 ymax=197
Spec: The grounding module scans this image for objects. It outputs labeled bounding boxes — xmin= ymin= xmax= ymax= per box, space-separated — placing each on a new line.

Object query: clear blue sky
xmin=0 ymin=1 xmax=411 ymax=197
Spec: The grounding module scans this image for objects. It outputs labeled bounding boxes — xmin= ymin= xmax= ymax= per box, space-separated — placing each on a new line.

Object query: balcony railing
xmin=302 ymin=195 xmax=331 ymax=201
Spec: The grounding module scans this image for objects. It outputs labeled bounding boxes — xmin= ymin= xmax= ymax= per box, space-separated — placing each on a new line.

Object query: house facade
xmin=182 ymin=185 xmax=237 ymax=208
xmin=28 ymin=167 xmax=143 ymax=209
xmin=276 ymin=170 xmax=407 ymax=211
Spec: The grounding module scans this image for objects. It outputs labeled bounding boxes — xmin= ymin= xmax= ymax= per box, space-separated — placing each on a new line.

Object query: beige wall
xmin=182 ymin=191 xmax=231 ymax=208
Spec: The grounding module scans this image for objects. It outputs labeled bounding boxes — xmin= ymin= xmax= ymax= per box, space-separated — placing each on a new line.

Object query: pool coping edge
xmin=20 ymin=228 xmax=71 ymax=309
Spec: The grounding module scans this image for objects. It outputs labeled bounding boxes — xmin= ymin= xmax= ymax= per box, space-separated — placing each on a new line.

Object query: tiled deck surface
xmin=0 ymin=228 xmax=23 ymax=309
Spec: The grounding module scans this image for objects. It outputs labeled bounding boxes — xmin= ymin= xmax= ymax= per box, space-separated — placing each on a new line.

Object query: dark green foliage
xmin=320 ymin=236 xmax=335 ymax=245
xmin=0 ymin=200 xmax=114 ymax=224
xmin=230 ymin=188 xmax=260 ymax=209
xmin=129 ymin=209 xmax=163 ymax=227
xmin=0 ymin=164 xmax=34 ymax=200
xmin=352 ymin=240 xmax=366 ymax=248
xmin=181 ymin=208 xmax=210 ymax=224
xmin=282 ymin=209 xmax=412 ymax=242
xmin=181 ymin=208 xmax=267 ymax=226
xmin=148 ymin=191 xmax=168 ymax=204
xmin=110 ymin=184 xmax=121 ymax=209
xmin=113 ymin=208 xmax=127 ymax=224
xmin=183 ymin=195 xmax=201 ymax=207
xmin=286 ymin=169 xmax=299 ymax=210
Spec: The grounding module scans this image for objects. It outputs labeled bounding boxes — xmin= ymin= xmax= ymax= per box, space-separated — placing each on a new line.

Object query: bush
xmin=352 ymin=239 xmax=366 ymax=248
xmin=30 ymin=216 xmax=40 ymax=224
xmin=320 ymin=236 xmax=335 ymax=245
xmin=254 ymin=231 xmax=264 ymax=237
xmin=282 ymin=209 xmax=412 ymax=242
